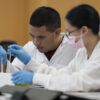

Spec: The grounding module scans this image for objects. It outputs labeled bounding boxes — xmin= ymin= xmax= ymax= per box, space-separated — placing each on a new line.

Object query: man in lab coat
xmin=6 ymin=6 xmax=77 ymax=72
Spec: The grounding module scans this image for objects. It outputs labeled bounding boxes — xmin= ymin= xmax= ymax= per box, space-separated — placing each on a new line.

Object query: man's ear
xmin=55 ymin=28 xmax=61 ymax=36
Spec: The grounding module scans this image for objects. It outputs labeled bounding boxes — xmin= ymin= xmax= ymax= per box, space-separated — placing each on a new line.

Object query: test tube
xmin=8 ymin=52 xmax=11 ymax=68
xmin=1 ymin=57 xmax=3 ymax=73
xmin=9 ymin=52 xmax=11 ymax=63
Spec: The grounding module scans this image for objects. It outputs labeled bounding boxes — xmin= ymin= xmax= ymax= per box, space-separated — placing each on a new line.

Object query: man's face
xmin=29 ymin=25 xmax=59 ymax=53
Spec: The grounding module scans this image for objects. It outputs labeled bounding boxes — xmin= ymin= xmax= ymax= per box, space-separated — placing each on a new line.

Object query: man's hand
xmin=8 ymin=44 xmax=31 ymax=64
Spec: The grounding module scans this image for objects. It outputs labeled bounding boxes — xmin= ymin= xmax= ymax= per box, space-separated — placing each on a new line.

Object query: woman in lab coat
xmin=11 ymin=4 xmax=100 ymax=92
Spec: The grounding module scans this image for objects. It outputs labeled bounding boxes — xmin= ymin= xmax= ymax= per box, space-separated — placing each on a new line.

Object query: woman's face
xmin=66 ymin=21 xmax=82 ymax=42
xmin=65 ymin=20 xmax=88 ymax=45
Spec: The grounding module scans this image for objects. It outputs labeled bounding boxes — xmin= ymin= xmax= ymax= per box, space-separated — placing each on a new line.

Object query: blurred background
xmin=0 ymin=0 xmax=100 ymax=45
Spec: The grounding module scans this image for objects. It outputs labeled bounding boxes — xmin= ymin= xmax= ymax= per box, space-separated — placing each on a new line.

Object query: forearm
xmin=25 ymin=58 xmax=57 ymax=74
xmin=33 ymin=70 xmax=100 ymax=92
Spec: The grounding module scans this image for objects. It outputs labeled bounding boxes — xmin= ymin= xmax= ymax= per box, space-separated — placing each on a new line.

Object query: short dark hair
xmin=30 ymin=6 xmax=61 ymax=32
xmin=66 ymin=4 xmax=100 ymax=35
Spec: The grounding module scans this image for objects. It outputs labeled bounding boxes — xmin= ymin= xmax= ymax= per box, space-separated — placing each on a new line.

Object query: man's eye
xmin=38 ymin=36 xmax=45 ymax=39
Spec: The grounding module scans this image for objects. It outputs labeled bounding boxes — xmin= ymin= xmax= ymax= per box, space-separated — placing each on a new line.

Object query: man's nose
xmin=33 ymin=38 xmax=40 ymax=45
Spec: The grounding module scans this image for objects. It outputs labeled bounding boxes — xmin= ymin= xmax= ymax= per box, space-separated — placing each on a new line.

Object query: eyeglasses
xmin=65 ymin=29 xmax=78 ymax=39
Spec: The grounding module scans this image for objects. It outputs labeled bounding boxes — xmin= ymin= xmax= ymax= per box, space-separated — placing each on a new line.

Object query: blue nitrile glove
xmin=0 ymin=46 xmax=7 ymax=64
xmin=11 ymin=70 xmax=34 ymax=84
xmin=7 ymin=44 xmax=31 ymax=65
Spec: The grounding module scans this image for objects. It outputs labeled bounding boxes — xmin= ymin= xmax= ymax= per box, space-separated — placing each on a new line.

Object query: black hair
xmin=66 ymin=4 xmax=100 ymax=35
xmin=30 ymin=6 xmax=61 ymax=32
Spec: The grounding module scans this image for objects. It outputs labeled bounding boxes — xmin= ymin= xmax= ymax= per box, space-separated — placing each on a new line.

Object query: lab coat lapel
xmin=35 ymin=49 xmax=49 ymax=64
xmin=49 ymin=36 xmax=67 ymax=65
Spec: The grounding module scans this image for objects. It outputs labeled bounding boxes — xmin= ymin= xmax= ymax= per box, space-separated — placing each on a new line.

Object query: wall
xmin=0 ymin=0 xmax=27 ymax=45
xmin=0 ymin=0 xmax=100 ymax=45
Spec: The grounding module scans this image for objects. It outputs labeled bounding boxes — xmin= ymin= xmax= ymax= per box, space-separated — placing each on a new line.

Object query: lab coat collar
xmin=86 ymin=40 xmax=100 ymax=60
xmin=61 ymin=35 xmax=68 ymax=44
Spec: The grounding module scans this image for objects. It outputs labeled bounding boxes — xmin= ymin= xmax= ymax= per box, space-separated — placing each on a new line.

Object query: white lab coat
xmin=24 ymin=40 xmax=100 ymax=92
xmin=6 ymin=36 xmax=77 ymax=72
